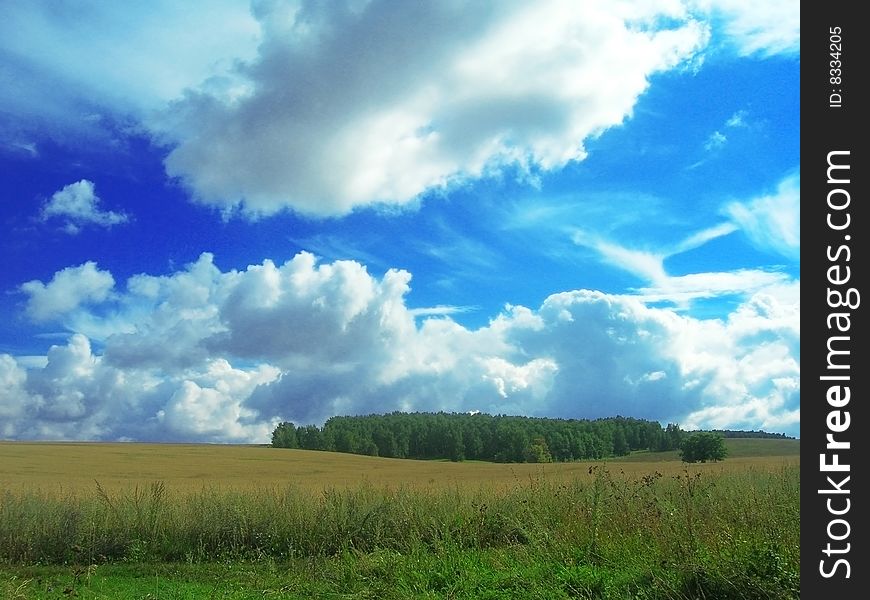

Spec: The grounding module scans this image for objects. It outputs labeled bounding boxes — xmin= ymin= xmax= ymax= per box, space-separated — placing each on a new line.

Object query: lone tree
xmin=679 ymin=431 xmax=727 ymax=463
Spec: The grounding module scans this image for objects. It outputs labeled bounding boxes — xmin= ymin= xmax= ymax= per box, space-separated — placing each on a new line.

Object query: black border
xmin=802 ymin=2 xmax=867 ymax=596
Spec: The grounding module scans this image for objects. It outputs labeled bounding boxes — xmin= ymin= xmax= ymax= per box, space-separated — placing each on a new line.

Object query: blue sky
xmin=0 ymin=0 xmax=799 ymax=442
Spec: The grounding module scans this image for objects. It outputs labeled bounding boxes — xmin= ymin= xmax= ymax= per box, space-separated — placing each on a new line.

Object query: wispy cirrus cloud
xmin=692 ymin=0 xmax=799 ymax=57
xmin=566 ymin=171 xmax=797 ymax=308
xmin=725 ymin=172 xmax=800 ymax=260
xmin=572 ymin=224 xmax=784 ymax=308
xmin=698 ymin=109 xmax=753 ymax=159
xmin=703 ymin=131 xmax=727 ymax=151
xmin=634 ymin=269 xmax=789 ymax=305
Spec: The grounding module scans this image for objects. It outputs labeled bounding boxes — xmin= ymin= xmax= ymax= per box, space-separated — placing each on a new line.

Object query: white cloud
xmin=725 ymin=109 xmax=748 ymax=128
xmin=41 ymin=180 xmax=128 ymax=233
xmin=0 ymin=0 xmax=800 ymax=219
xmin=699 ymin=109 xmax=753 ymax=155
xmin=575 ymin=221 xmax=741 ymax=282
xmin=0 ymin=355 xmax=32 ymax=428
xmin=704 ymin=130 xmax=727 ymax=151
xmin=0 ymin=1 xmax=261 ymax=136
xmin=481 ymin=357 xmax=559 ymax=400
xmin=726 ymin=172 xmax=800 ymax=259
xmin=3 ymin=140 xmax=39 ymax=157
xmin=570 ymin=171 xmax=798 ymax=308
xmin=635 ymin=269 xmax=790 ymax=305
xmin=1 ymin=335 xmax=280 ymax=442
xmin=2 ymin=1 xmax=796 ymax=217
xmin=585 ymin=239 xmax=669 ymax=283
xmin=408 ymin=305 xmax=475 ymax=318
xmin=4 ymin=253 xmax=799 ymax=441
xmin=692 ymin=0 xmax=799 ymax=56
xmin=673 ymin=222 xmax=739 ymax=254
xmin=678 ymin=287 xmax=800 ymax=432
xmin=26 ymin=334 xmax=99 ymax=421
xmin=21 ymin=262 xmax=115 ymax=322
xmin=1 ymin=334 xmax=131 ymax=440
xmin=572 ymin=221 xmax=781 ymax=308
xmin=158 ymin=360 xmax=280 ymax=442
xmin=159 ymin=0 xmax=707 ymax=216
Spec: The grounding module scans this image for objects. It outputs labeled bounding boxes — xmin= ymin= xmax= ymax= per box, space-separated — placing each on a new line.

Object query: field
xmin=0 ymin=439 xmax=798 ymax=492
xmin=0 ymin=439 xmax=800 ymax=599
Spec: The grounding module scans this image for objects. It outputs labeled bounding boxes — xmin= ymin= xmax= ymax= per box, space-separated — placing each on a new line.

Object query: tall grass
xmin=0 ymin=465 xmax=799 ymax=598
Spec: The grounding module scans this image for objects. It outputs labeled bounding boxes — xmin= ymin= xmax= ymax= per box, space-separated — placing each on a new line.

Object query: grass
xmin=0 ymin=541 xmax=799 ymax=599
xmin=611 ymin=438 xmax=799 ymax=462
xmin=0 ymin=440 xmax=799 ymax=598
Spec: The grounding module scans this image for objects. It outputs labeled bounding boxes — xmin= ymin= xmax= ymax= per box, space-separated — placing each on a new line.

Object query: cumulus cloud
xmin=3 ymin=2 xmax=798 ymax=217
xmin=3 ymin=252 xmax=799 ymax=441
xmin=725 ymin=172 xmax=800 ymax=260
xmin=678 ymin=286 xmax=800 ymax=431
xmin=41 ymin=180 xmax=128 ymax=234
xmin=157 ymin=360 xmax=280 ymax=442
xmin=20 ymin=262 xmax=115 ymax=322
xmin=0 ymin=334 xmax=122 ymax=440
xmin=0 ymin=335 xmax=279 ymax=442
xmin=0 ymin=354 xmax=32 ymax=429
xmin=158 ymin=0 xmax=707 ymax=216
xmin=3 ymin=1 xmax=799 ymax=213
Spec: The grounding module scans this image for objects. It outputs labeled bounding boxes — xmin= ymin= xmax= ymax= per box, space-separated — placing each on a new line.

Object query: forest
xmin=271 ymin=411 xmax=686 ymax=462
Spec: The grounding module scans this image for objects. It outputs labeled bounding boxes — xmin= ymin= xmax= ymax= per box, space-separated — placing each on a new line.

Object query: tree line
xmin=271 ymin=411 xmax=687 ymax=462
xmin=707 ymin=429 xmax=793 ymax=439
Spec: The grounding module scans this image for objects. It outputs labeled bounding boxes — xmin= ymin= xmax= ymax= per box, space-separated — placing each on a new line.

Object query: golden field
xmin=0 ymin=438 xmax=799 ymax=494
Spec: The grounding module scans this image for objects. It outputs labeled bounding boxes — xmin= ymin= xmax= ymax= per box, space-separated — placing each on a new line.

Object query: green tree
xmin=334 ymin=427 xmax=360 ymax=454
xmin=663 ymin=423 xmax=685 ymax=451
xmin=612 ymin=428 xmax=629 ymax=456
xmin=526 ymin=435 xmax=553 ymax=463
xmin=445 ymin=426 xmax=465 ymax=462
xmin=680 ymin=431 xmax=728 ymax=463
xmin=372 ymin=425 xmax=398 ymax=458
xmin=274 ymin=411 xmax=681 ymax=463
xmin=296 ymin=425 xmax=324 ymax=450
xmin=271 ymin=422 xmax=298 ymax=448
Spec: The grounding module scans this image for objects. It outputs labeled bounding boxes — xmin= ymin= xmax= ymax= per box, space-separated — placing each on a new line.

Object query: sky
xmin=0 ymin=0 xmax=799 ymax=442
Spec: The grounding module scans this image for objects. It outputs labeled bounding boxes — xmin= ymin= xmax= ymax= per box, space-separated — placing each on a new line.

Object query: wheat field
xmin=0 ymin=439 xmax=799 ymax=494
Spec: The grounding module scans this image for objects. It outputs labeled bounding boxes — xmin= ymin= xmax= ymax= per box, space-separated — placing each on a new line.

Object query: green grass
xmin=613 ymin=438 xmax=799 ymax=462
xmin=718 ymin=438 xmax=800 ymax=458
xmin=1 ymin=464 xmax=799 ymax=599
xmin=1 ymin=542 xmax=799 ymax=599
